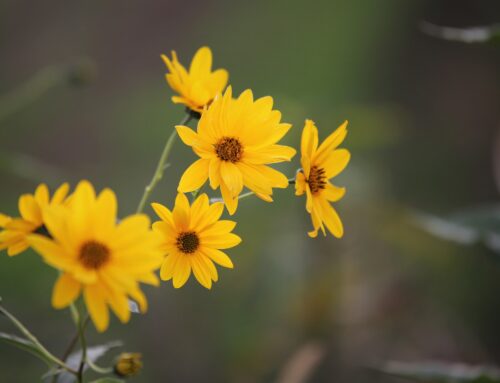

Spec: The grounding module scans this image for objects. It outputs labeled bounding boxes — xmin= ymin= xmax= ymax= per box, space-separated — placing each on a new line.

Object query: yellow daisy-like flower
xmin=176 ymin=86 xmax=296 ymax=215
xmin=295 ymin=119 xmax=350 ymax=238
xmin=162 ymin=46 xmax=228 ymax=113
xmin=27 ymin=180 xmax=163 ymax=332
xmin=151 ymin=193 xmax=241 ymax=289
xmin=0 ymin=183 xmax=69 ymax=256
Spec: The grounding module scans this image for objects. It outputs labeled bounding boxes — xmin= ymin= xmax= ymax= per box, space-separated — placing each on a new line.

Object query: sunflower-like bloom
xmin=162 ymin=46 xmax=228 ymax=113
xmin=176 ymin=86 xmax=296 ymax=214
xmin=27 ymin=181 xmax=163 ymax=332
xmin=152 ymin=193 xmax=241 ymax=289
xmin=295 ymin=120 xmax=350 ymax=238
xmin=0 ymin=183 xmax=69 ymax=256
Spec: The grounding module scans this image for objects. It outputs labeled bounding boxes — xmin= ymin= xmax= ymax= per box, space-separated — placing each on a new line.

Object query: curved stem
xmin=0 ymin=304 xmax=77 ymax=374
xmin=86 ymin=357 xmax=113 ymax=374
xmin=210 ymin=178 xmax=296 ymax=204
xmin=136 ymin=113 xmax=192 ymax=213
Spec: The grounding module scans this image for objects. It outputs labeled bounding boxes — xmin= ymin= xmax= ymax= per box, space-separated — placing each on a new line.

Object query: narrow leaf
xmin=0 ymin=332 xmax=53 ymax=366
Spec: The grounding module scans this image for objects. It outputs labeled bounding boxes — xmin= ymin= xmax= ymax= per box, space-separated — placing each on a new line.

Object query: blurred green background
xmin=1 ymin=0 xmax=500 ymax=382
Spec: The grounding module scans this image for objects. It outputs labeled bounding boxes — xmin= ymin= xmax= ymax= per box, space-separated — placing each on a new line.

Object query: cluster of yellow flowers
xmin=0 ymin=46 xmax=350 ymax=332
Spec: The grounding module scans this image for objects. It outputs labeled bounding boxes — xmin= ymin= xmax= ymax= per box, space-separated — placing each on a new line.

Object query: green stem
xmin=86 ymin=357 xmax=113 ymax=374
xmin=136 ymin=113 xmax=192 ymax=213
xmin=76 ymin=305 xmax=87 ymax=383
xmin=210 ymin=178 xmax=296 ymax=204
xmin=52 ymin=315 xmax=89 ymax=383
xmin=0 ymin=304 xmax=77 ymax=374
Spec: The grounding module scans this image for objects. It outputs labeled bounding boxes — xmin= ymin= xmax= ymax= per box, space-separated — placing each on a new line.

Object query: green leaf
xmin=412 ymin=205 xmax=500 ymax=253
xmin=0 ymin=332 xmax=53 ymax=366
xmin=89 ymin=379 xmax=124 ymax=383
xmin=375 ymin=361 xmax=500 ymax=382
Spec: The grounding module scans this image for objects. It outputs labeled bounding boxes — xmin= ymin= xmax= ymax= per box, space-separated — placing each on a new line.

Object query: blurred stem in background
xmin=136 ymin=113 xmax=193 ymax=213
xmin=0 ymin=59 xmax=96 ymax=184
xmin=0 ymin=299 xmax=78 ymax=375
xmin=209 ymin=178 xmax=296 ymax=204
xmin=0 ymin=58 xmax=96 ymax=124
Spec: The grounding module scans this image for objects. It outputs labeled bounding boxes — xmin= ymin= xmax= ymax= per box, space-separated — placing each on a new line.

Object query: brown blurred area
xmin=0 ymin=0 xmax=499 ymax=382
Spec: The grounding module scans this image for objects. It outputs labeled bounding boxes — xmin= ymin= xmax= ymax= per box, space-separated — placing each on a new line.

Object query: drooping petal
xmin=323 ymin=183 xmax=346 ymax=202
xmin=178 ymin=159 xmax=210 ymax=192
xmin=190 ymin=255 xmax=212 ymax=289
xmin=319 ymin=198 xmax=344 ymax=238
xmin=84 ymin=284 xmax=110 ymax=332
xmin=52 ymin=273 xmax=81 ymax=308
xmin=173 ymin=256 xmax=191 ymax=288
xmin=160 ymin=253 xmax=180 ymax=281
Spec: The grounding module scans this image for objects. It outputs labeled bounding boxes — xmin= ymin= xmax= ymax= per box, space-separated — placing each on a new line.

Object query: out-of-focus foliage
xmin=376 ymin=360 xmax=500 ymax=383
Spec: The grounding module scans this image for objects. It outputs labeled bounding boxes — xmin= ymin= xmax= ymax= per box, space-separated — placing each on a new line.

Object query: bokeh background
xmin=1 ymin=0 xmax=500 ymax=382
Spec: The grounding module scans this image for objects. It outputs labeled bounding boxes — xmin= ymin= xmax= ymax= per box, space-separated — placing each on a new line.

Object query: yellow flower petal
xmin=51 ymin=183 xmax=70 ymax=205
xmin=220 ymin=162 xmax=243 ymax=197
xmin=84 ymin=284 xmax=110 ymax=332
xmin=151 ymin=203 xmax=173 ymax=225
xmin=319 ymin=198 xmax=344 ymax=238
xmin=201 ymin=247 xmax=234 ymax=269
xmin=178 ymin=159 xmax=210 ymax=192
xmin=18 ymin=194 xmax=41 ymax=224
xmin=301 ymin=119 xmax=318 ymax=161
xmin=190 ymin=255 xmax=212 ymax=289
xmin=322 ymin=149 xmax=351 ymax=178
xmin=160 ymin=253 xmax=180 ymax=281
xmin=34 ymin=184 xmax=50 ymax=207
xmin=172 ymin=193 xmax=190 ymax=230
xmin=173 ymin=256 xmax=191 ymax=288
xmin=0 ymin=213 xmax=11 ymax=227
xmin=314 ymin=120 xmax=348 ymax=164
xmin=52 ymin=273 xmax=81 ymax=308
xmin=7 ymin=240 xmax=29 ymax=256
xmin=202 ymin=233 xmax=241 ymax=249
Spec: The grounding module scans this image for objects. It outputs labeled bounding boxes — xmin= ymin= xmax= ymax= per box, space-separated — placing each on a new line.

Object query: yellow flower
xmin=176 ymin=86 xmax=296 ymax=215
xmin=0 ymin=183 xmax=69 ymax=256
xmin=152 ymin=193 xmax=241 ymax=289
xmin=162 ymin=46 xmax=228 ymax=113
xmin=295 ymin=120 xmax=350 ymax=238
xmin=27 ymin=180 xmax=163 ymax=332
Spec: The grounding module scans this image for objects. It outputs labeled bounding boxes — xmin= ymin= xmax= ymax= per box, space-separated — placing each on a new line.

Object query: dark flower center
xmin=307 ymin=166 xmax=327 ymax=194
xmin=176 ymin=231 xmax=200 ymax=254
xmin=79 ymin=241 xmax=110 ymax=269
xmin=214 ymin=137 xmax=243 ymax=163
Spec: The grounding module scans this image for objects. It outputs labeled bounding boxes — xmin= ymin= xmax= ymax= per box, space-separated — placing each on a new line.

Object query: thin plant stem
xmin=86 ymin=357 xmax=113 ymax=374
xmin=136 ymin=113 xmax=192 ymax=213
xmin=210 ymin=178 xmax=296 ymax=203
xmin=76 ymin=305 xmax=87 ymax=383
xmin=51 ymin=315 xmax=90 ymax=383
xmin=0 ymin=304 xmax=77 ymax=374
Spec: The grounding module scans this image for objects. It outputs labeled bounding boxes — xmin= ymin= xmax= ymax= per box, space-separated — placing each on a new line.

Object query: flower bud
xmin=114 ymin=352 xmax=143 ymax=377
